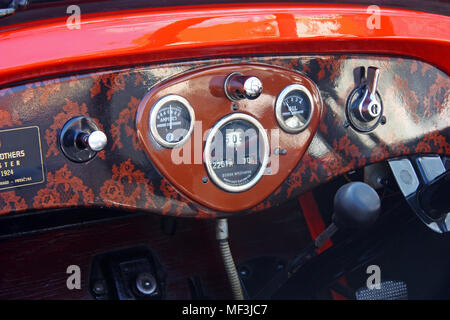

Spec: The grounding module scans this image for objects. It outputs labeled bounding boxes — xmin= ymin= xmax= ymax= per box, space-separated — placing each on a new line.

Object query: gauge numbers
xmin=275 ymin=84 xmax=314 ymax=133
xmin=150 ymin=95 xmax=195 ymax=148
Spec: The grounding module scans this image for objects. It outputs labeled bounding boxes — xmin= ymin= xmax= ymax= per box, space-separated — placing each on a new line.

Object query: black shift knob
xmin=333 ymin=182 xmax=380 ymax=229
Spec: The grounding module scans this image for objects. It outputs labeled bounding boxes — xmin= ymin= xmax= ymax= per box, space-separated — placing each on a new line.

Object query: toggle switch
xmin=60 ymin=116 xmax=107 ymax=162
xmin=77 ymin=130 xmax=108 ymax=152
xmin=357 ymin=67 xmax=381 ymax=122
xmin=345 ymin=66 xmax=384 ymax=132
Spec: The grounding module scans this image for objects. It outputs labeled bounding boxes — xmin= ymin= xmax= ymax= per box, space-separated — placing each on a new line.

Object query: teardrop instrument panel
xmin=136 ymin=64 xmax=323 ymax=212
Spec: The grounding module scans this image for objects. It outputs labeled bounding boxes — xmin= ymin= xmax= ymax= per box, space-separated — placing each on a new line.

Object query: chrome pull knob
xmin=60 ymin=116 xmax=107 ymax=162
xmin=357 ymin=66 xmax=381 ymax=122
xmin=79 ymin=130 xmax=107 ymax=152
xmin=224 ymin=73 xmax=263 ymax=101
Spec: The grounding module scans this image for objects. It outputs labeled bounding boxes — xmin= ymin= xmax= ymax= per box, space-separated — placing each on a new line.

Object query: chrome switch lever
xmin=366 ymin=66 xmax=380 ymax=98
xmin=345 ymin=66 xmax=384 ymax=132
xmin=357 ymin=66 xmax=381 ymax=122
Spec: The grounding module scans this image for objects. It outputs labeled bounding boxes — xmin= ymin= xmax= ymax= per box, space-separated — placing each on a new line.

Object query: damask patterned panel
xmin=0 ymin=55 xmax=448 ymax=218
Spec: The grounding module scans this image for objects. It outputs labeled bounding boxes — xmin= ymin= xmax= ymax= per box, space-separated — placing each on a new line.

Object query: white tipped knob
xmin=88 ymin=130 xmax=107 ymax=152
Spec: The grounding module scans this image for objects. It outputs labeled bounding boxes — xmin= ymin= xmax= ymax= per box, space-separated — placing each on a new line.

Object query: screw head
xmin=274 ymin=148 xmax=287 ymax=156
xmin=92 ymin=280 xmax=106 ymax=295
xmin=135 ymin=273 xmax=157 ymax=296
xmin=276 ymin=262 xmax=285 ymax=271
xmin=238 ymin=266 xmax=250 ymax=278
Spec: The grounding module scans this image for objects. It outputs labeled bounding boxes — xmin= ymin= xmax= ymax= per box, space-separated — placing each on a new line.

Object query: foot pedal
xmin=356 ymin=280 xmax=408 ymax=300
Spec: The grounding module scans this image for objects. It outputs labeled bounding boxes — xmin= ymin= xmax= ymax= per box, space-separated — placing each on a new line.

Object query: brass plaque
xmin=0 ymin=126 xmax=45 ymax=191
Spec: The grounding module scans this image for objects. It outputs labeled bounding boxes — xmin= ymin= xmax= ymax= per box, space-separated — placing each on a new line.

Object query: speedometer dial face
xmin=204 ymin=113 xmax=269 ymax=193
xmin=150 ymin=95 xmax=195 ymax=148
xmin=275 ymin=84 xmax=314 ymax=133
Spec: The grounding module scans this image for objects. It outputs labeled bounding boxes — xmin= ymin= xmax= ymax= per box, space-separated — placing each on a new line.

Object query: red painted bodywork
xmin=0 ymin=3 xmax=449 ymax=87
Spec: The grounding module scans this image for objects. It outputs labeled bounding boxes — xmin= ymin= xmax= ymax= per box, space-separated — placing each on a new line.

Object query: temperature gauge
xmin=275 ymin=84 xmax=314 ymax=133
xmin=150 ymin=95 xmax=195 ymax=148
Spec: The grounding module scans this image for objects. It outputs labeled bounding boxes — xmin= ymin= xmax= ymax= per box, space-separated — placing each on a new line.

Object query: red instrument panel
xmin=136 ymin=64 xmax=322 ymax=212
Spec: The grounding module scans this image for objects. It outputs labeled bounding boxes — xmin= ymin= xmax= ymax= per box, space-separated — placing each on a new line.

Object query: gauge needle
xmin=286 ymin=103 xmax=295 ymax=115
xmin=286 ymin=102 xmax=306 ymax=123
xmin=169 ymin=104 xmax=173 ymax=130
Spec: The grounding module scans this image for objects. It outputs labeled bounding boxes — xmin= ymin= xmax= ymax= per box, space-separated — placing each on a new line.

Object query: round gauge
xmin=149 ymin=95 xmax=195 ymax=148
xmin=275 ymin=84 xmax=314 ymax=133
xmin=204 ymin=113 xmax=269 ymax=193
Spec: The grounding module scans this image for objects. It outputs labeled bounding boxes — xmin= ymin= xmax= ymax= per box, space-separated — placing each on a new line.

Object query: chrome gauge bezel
xmin=203 ymin=113 xmax=270 ymax=193
xmin=149 ymin=94 xmax=195 ymax=148
xmin=275 ymin=84 xmax=314 ymax=134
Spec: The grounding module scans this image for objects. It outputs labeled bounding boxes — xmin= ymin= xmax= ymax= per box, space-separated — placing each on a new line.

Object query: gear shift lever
xmin=254 ymin=182 xmax=381 ymax=299
xmin=315 ymin=182 xmax=381 ymax=249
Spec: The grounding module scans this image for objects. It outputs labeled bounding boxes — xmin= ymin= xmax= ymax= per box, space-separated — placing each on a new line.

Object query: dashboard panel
xmin=136 ymin=64 xmax=322 ymax=212
xmin=0 ymin=55 xmax=448 ymax=218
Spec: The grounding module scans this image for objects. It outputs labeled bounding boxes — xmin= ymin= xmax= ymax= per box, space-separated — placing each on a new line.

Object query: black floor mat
xmin=346 ymin=215 xmax=450 ymax=299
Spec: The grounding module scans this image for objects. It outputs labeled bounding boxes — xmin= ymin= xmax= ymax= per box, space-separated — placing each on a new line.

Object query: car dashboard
xmin=0 ymin=1 xmax=449 ymax=301
xmin=0 ymin=54 xmax=448 ymax=218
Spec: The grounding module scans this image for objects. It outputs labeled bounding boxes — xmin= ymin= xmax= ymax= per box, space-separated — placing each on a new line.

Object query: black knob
xmin=333 ymin=182 xmax=380 ymax=229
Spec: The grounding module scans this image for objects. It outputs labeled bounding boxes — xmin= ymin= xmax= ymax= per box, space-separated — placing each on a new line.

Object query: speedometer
xmin=275 ymin=84 xmax=314 ymax=133
xmin=204 ymin=113 xmax=269 ymax=193
xmin=150 ymin=95 xmax=195 ymax=148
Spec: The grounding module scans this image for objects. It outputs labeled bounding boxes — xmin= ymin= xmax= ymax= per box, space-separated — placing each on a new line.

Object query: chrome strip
xmin=0 ymin=8 xmax=15 ymax=18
